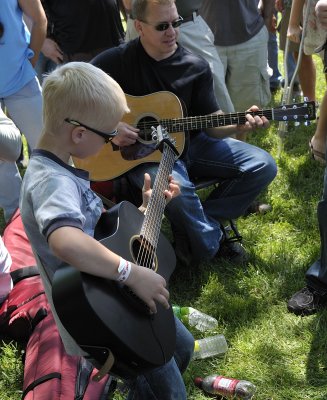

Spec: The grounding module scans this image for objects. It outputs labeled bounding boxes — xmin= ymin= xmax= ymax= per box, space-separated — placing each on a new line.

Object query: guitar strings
xmin=136 ymin=142 xmax=176 ymax=271
xmin=132 ymin=106 xmax=312 ymax=135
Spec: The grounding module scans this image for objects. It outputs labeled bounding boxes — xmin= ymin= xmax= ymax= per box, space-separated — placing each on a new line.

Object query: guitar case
xmin=0 ymin=209 xmax=114 ymax=399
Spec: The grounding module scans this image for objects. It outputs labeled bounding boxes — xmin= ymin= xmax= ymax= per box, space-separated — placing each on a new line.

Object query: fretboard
xmin=160 ymin=110 xmax=274 ymax=132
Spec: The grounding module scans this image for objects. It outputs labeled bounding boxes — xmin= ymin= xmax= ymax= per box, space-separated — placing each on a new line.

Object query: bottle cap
xmin=194 ymin=377 xmax=203 ymax=388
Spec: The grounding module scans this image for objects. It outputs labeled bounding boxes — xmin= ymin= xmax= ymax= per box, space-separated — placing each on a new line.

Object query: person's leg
xmin=128 ymin=160 xmax=222 ymax=261
xmin=0 ymin=161 xmax=22 ymax=221
xmin=128 ymin=133 xmax=277 ymax=262
xmin=218 ymin=26 xmax=271 ymax=141
xmin=293 ymin=52 xmax=316 ymax=101
xmin=127 ymin=317 xmax=193 ymax=400
xmin=4 ymin=77 xmax=43 ymax=150
xmin=221 ymin=26 xmax=271 ymax=113
xmin=287 ymin=159 xmax=327 ymax=315
xmin=310 ymin=90 xmax=327 ymax=163
xmin=268 ymin=30 xmax=283 ymax=92
xmin=187 ymin=133 xmax=277 ymax=221
xmin=178 ymin=16 xmax=234 ymax=113
xmin=306 ymin=161 xmax=327 ymax=294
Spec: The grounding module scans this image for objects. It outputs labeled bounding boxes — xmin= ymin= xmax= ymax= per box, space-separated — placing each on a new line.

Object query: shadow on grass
xmin=306 ymin=311 xmax=327 ymax=389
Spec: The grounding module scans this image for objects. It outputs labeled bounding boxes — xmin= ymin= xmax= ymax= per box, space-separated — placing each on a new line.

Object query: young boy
xmin=20 ymin=62 xmax=193 ymax=399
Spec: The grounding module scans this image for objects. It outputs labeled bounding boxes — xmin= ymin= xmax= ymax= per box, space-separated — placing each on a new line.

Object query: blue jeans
xmin=306 ymin=156 xmax=327 ymax=295
xmin=128 ymin=133 xmax=277 ymax=262
xmin=127 ymin=317 xmax=194 ymax=400
xmin=268 ymin=31 xmax=283 ymax=88
xmin=34 ymin=52 xmax=57 ymax=84
xmin=0 ymin=77 xmax=42 ymax=221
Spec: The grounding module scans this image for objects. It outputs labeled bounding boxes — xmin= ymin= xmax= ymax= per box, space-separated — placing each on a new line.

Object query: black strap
xmin=75 ymin=357 xmax=93 ymax=400
xmin=31 ymin=307 xmax=48 ymax=330
xmin=22 ymin=373 xmax=61 ymax=399
xmin=10 ymin=266 xmax=39 ymax=285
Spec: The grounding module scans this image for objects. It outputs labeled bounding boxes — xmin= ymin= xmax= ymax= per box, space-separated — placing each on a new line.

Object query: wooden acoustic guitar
xmin=52 ymin=126 xmax=179 ymax=380
xmin=73 ymin=91 xmax=316 ymax=181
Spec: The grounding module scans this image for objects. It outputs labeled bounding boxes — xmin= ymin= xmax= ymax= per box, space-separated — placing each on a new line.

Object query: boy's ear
xmin=71 ymin=126 xmax=86 ymax=144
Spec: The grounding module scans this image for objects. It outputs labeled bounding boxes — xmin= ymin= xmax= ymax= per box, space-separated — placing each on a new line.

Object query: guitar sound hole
xmin=120 ymin=117 xmax=159 ymax=161
xmin=137 ymin=116 xmax=159 ymax=141
xmin=118 ymin=237 xmax=157 ymax=315
xmin=131 ymin=236 xmax=157 ymax=271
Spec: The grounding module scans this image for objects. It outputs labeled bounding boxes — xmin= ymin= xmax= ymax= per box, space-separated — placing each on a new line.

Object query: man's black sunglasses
xmin=64 ymin=118 xmax=118 ymax=144
xmin=141 ymin=16 xmax=183 ymax=31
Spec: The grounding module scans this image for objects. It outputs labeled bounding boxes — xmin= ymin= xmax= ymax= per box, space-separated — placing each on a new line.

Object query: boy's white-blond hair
xmin=42 ymin=62 xmax=129 ymax=133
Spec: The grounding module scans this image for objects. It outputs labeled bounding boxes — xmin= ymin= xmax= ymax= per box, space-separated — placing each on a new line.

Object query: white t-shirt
xmin=0 ymin=236 xmax=13 ymax=303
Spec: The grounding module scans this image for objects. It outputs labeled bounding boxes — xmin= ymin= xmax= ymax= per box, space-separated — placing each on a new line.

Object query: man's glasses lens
xmin=155 ymin=17 xmax=183 ymax=31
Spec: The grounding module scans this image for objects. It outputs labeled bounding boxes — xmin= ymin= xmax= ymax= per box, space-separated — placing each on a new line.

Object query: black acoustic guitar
xmin=52 ymin=126 xmax=179 ymax=379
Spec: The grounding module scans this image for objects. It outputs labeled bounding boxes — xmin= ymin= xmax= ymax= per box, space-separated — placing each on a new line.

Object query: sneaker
xmin=287 ymin=286 xmax=327 ymax=316
xmin=216 ymin=223 xmax=247 ymax=265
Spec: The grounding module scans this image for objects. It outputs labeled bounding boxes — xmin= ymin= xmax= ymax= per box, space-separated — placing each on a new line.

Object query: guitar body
xmin=73 ymin=91 xmax=185 ymax=181
xmin=52 ymin=201 xmax=176 ymax=379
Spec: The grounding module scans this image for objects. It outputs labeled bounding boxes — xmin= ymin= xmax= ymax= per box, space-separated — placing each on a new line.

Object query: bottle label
xmin=213 ymin=376 xmax=239 ymax=395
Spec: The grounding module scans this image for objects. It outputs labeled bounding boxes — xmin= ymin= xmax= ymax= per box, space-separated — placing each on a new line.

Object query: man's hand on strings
xmin=237 ymin=105 xmax=270 ymax=133
xmin=112 ymin=121 xmax=139 ymax=146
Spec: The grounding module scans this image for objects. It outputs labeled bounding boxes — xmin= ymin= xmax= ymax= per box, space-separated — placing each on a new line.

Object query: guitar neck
xmin=160 ymin=109 xmax=274 ymax=132
xmin=140 ymin=142 xmax=176 ymax=249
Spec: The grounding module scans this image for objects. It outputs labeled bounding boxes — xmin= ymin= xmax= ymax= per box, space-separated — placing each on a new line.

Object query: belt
xmin=181 ymin=10 xmax=199 ymax=23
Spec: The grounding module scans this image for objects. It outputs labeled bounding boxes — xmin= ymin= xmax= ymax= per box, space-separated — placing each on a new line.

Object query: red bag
xmin=0 ymin=208 xmax=47 ymax=341
xmin=0 ymin=209 xmax=114 ymax=399
xmin=22 ymin=310 xmax=114 ymax=400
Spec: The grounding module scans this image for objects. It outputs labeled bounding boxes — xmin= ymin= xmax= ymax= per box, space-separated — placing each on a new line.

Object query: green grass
xmin=1 ymin=55 xmax=327 ymax=399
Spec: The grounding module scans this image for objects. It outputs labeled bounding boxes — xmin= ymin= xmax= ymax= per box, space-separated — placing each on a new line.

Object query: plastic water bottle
xmin=172 ymin=306 xmax=218 ymax=331
xmin=194 ymin=374 xmax=256 ymax=399
xmin=192 ymin=334 xmax=228 ymax=360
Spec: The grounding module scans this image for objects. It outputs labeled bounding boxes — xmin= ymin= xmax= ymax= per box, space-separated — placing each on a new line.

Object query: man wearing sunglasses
xmin=122 ymin=0 xmax=235 ymax=113
xmin=92 ymin=0 xmax=277 ymax=270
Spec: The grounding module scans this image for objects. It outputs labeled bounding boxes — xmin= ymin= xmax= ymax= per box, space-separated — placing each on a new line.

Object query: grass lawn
xmin=1 ymin=55 xmax=327 ymax=399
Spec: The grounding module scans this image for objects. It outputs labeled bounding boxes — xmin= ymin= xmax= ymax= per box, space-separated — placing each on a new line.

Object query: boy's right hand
xmin=124 ymin=264 xmax=170 ymax=314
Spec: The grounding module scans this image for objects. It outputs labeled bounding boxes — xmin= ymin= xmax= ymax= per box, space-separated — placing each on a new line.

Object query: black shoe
xmin=287 ymin=286 xmax=327 ymax=316
xmin=216 ymin=223 xmax=247 ymax=265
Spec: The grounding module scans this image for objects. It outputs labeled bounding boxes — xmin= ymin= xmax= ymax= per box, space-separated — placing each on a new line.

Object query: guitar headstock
xmin=151 ymin=125 xmax=179 ymax=156
xmin=274 ymin=101 xmax=316 ymax=122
